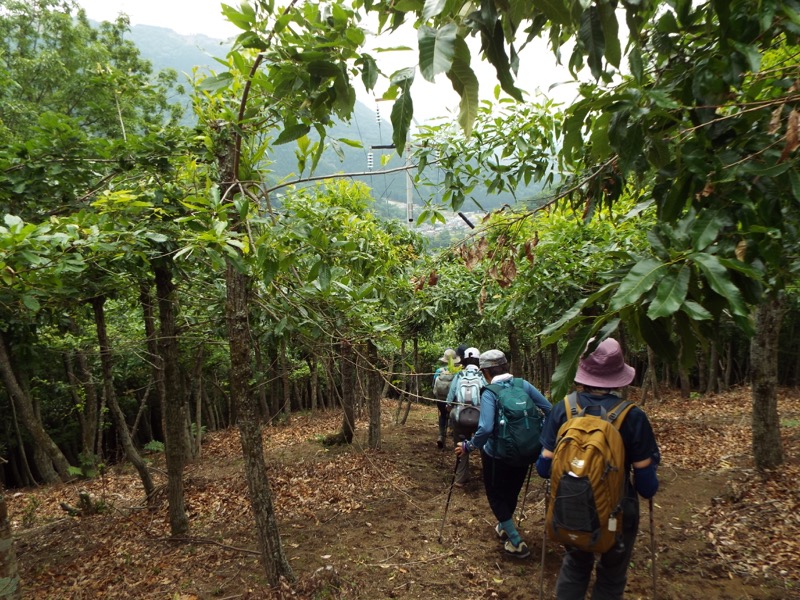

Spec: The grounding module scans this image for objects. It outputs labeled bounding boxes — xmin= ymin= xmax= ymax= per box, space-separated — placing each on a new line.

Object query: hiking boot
xmin=504 ymin=540 xmax=530 ymax=559
xmin=436 ymin=437 xmax=444 ymax=449
xmin=495 ymin=524 xmax=509 ymax=541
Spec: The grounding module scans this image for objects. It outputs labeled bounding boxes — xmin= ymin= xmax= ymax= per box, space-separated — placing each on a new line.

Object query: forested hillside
xmin=2 ymin=0 xmax=799 ymax=598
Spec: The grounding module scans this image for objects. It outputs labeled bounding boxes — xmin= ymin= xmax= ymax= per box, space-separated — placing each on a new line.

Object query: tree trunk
xmin=0 ymin=331 xmax=70 ymax=483
xmin=367 ymin=340 xmax=381 ymax=449
xmin=280 ymin=337 xmax=291 ymax=422
xmin=139 ymin=284 xmax=166 ymax=442
xmin=751 ymin=295 xmax=785 ymax=470
xmin=0 ymin=490 xmax=22 ymax=599
xmin=65 ymin=317 xmax=100 ymax=458
xmin=308 ymin=357 xmax=319 ymax=412
xmin=507 ymin=322 xmax=521 ymax=376
xmin=340 ymin=341 xmax=355 ymax=444
xmin=191 ymin=346 xmax=205 ymax=459
xmin=254 ymin=339 xmax=270 ymax=421
xmin=226 ymin=261 xmax=294 ymax=584
xmin=381 ymin=354 xmax=394 ymax=399
xmin=153 ymin=265 xmax=190 ymax=533
xmin=706 ymin=341 xmax=719 ymax=395
xmin=89 ymin=296 xmax=156 ymax=502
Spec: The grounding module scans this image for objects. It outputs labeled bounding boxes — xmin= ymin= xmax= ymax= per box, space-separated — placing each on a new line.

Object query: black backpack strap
xmin=565 ymin=391 xmax=581 ymax=420
xmin=608 ymin=400 xmax=635 ymax=428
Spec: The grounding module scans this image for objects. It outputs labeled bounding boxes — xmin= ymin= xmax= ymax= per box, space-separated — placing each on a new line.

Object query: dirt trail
xmin=9 ymin=393 xmax=799 ymax=599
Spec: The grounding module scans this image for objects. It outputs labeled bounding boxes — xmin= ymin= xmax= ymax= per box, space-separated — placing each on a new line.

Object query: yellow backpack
xmin=545 ymin=393 xmax=635 ymax=553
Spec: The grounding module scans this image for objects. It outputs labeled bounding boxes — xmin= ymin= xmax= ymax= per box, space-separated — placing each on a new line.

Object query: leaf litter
xmin=8 ymin=387 xmax=800 ymax=599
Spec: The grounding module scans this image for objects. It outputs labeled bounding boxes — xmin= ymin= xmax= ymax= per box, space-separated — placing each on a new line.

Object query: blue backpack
xmin=485 ymin=378 xmax=543 ymax=466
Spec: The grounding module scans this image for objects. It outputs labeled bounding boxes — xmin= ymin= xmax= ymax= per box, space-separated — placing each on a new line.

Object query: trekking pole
xmin=517 ymin=462 xmax=534 ymax=528
xmin=539 ymin=479 xmax=550 ymax=600
xmin=437 ymin=454 xmax=461 ymax=543
xmin=650 ymin=496 xmax=657 ymax=600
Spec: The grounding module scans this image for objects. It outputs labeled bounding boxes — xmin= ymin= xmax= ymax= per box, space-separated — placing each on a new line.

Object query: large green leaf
xmin=609 ymin=258 xmax=665 ymax=310
xmin=535 ymin=0 xmax=572 ymax=25
xmin=391 ymin=91 xmax=414 ymax=152
xmin=274 ymin=124 xmax=311 ymax=146
xmin=579 ymin=6 xmax=605 ymax=80
xmin=690 ymin=210 xmax=732 ymax=251
xmin=422 ymin=0 xmax=447 ymax=21
xmin=598 ymin=2 xmax=621 ymax=68
xmin=418 ymin=23 xmax=457 ymax=82
xmin=445 ymin=37 xmax=480 ymax=136
xmin=690 ymin=252 xmax=749 ymax=317
xmin=550 ymin=325 xmax=595 ymax=402
xmin=647 ymin=264 xmax=689 ymax=319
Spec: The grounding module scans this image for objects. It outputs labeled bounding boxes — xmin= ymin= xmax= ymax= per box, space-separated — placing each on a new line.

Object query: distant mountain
xmin=125 ymin=23 xmax=543 ymax=219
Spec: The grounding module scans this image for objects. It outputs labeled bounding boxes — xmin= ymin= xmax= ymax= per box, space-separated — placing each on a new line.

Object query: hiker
xmin=445 ymin=347 xmax=485 ymax=486
xmin=536 ymin=337 xmax=660 ymax=600
xmin=455 ymin=349 xmax=551 ymax=558
xmin=433 ymin=348 xmax=459 ymax=449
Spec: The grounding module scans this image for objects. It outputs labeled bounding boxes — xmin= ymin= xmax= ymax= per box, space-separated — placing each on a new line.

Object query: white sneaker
xmin=504 ymin=540 xmax=530 ymax=559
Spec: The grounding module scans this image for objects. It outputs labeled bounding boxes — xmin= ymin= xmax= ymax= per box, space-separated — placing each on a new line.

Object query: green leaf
xmin=629 ymin=46 xmax=643 ymax=83
xmin=550 ymin=325 xmax=595 ymax=402
xmin=418 ymin=23 xmax=457 ymax=82
xmin=446 ymin=37 xmax=479 ymax=136
xmin=198 ymin=72 xmax=234 ymax=92
xmin=690 ymin=210 xmax=731 ymax=251
xmin=391 ymin=91 xmax=414 ymax=152
xmin=598 ymin=2 xmax=620 ymax=68
xmin=536 ymin=0 xmax=572 ymax=25
xmin=422 ymin=0 xmax=447 ymax=21
xmin=579 ymin=6 xmax=605 ymax=80
xmin=681 ymin=300 xmax=712 ymax=320
xmin=690 ymin=252 xmax=749 ymax=317
xmin=274 ymin=124 xmax=311 ymax=146
xmin=144 ymin=232 xmax=169 ymax=243
xmin=540 ymin=298 xmax=588 ymax=341
xmin=647 ymin=264 xmax=689 ymax=319
xmin=22 ymin=294 xmax=40 ymax=312
xmin=589 ymin=112 xmax=611 ymax=160
xmin=221 ymin=3 xmax=254 ymax=30
xmin=610 ymin=258 xmax=665 ymax=310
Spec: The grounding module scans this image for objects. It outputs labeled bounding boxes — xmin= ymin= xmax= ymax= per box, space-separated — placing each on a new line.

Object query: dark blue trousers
xmin=554 ymin=491 xmax=640 ymax=600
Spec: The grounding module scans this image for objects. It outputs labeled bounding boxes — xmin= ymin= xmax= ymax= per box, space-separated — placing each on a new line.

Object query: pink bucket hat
xmin=574 ymin=338 xmax=635 ymax=388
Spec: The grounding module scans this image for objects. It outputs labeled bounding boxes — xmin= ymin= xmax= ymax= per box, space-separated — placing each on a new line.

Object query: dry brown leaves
xmin=645 ymin=387 xmax=800 ymax=586
xmin=7 ymin=390 xmax=800 ymax=598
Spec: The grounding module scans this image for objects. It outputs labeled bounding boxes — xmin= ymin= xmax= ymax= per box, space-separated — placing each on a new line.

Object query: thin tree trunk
xmin=153 ymin=265 xmax=189 ymax=533
xmin=64 ymin=317 xmax=100 ymax=459
xmin=508 ymin=322 xmax=521 ymax=376
xmin=191 ymin=346 xmax=205 ymax=459
xmin=254 ymin=339 xmax=270 ymax=421
xmin=89 ymin=296 xmax=156 ymax=502
xmin=130 ymin=381 xmax=154 ymax=442
xmin=280 ymin=337 xmax=291 ymax=422
xmin=751 ymin=295 xmax=785 ymax=470
xmin=381 ymin=354 xmax=394 ymax=399
xmin=308 ymin=357 xmax=319 ymax=412
xmin=340 ymin=341 xmax=355 ymax=443
xmin=0 ymin=332 xmax=70 ymax=483
xmin=706 ymin=341 xmax=719 ymax=395
xmin=0 ymin=489 xmax=22 ymax=599
xmin=367 ymin=340 xmax=381 ymax=449
xmin=8 ymin=401 xmax=35 ymax=487
xmin=139 ymin=284 xmax=166 ymax=442
xmin=226 ymin=261 xmax=294 ymax=583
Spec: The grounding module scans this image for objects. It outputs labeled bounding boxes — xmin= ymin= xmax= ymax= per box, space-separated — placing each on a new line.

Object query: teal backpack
xmin=485 ymin=378 xmax=543 ymax=466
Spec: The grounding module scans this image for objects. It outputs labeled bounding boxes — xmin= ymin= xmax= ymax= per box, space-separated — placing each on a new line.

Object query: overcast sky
xmin=74 ymin=0 xmax=577 ymax=123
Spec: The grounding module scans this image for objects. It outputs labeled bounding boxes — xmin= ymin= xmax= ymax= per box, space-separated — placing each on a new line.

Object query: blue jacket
xmin=466 ymin=374 xmax=551 ymax=458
